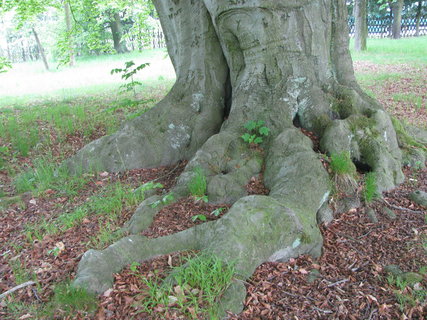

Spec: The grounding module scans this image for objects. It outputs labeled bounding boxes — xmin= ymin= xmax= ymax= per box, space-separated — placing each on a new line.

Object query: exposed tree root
xmin=71 ymin=0 xmax=427 ymax=317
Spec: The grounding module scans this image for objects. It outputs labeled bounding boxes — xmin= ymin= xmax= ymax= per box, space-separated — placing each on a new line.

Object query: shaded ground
xmin=0 ymin=62 xmax=426 ymax=319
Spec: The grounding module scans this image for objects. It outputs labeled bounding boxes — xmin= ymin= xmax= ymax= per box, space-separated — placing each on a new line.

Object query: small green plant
xmin=192 ymin=214 xmax=207 ymax=222
xmin=363 ymin=172 xmax=379 ymax=204
xmin=150 ymin=193 xmax=175 ymax=208
xmin=138 ymin=252 xmax=235 ymax=319
xmin=211 ymin=207 xmax=226 ymax=217
xmin=241 ymin=120 xmax=270 ymax=145
xmin=130 ymin=261 xmax=141 ymax=273
xmin=111 ymin=61 xmax=149 ymax=98
xmin=386 ymin=274 xmax=427 ymax=312
xmin=188 ymin=167 xmax=207 ymax=198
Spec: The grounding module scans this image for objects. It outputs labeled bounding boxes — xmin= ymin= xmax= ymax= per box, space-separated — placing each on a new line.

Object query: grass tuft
xmin=188 ymin=167 xmax=207 ymax=198
xmin=363 ymin=172 xmax=379 ymax=204
xmin=139 ymin=252 xmax=235 ymax=319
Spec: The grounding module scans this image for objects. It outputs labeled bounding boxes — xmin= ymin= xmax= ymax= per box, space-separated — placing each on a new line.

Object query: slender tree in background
xmin=391 ymin=0 xmax=404 ymax=38
xmin=415 ymin=0 xmax=423 ymax=36
xmin=354 ymin=0 xmax=368 ymax=51
xmin=70 ymin=0 xmax=426 ymax=315
xmin=31 ymin=27 xmax=49 ymax=70
xmin=63 ymin=0 xmax=75 ymax=66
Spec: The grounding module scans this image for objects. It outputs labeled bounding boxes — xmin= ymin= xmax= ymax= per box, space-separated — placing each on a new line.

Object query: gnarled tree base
xmin=70 ymin=0 xmax=427 ymax=317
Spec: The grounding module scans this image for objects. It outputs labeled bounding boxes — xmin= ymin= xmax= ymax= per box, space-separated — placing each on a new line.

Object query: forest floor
xmin=0 ymin=56 xmax=426 ymax=319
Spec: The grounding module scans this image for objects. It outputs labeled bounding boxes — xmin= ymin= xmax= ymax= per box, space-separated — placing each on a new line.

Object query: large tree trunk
xmin=71 ymin=0 xmax=426 ymax=316
xmin=390 ymin=0 xmax=404 ymax=39
xmin=354 ymin=0 xmax=367 ymax=51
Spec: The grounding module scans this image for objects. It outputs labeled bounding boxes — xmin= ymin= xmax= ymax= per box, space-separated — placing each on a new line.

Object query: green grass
xmin=329 ymin=152 xmax=356 ymax=176
xmin=23 ymin=180 xmax=149 ymax=244
xmin=393 ymin=93 xmax=425 ymax=110
xmin=13 ymin=158 xmax=88 ymax=196
xmin=46 ymin=281 xmax=98 ymax=316
xmin=350 ymin=36 xmax=427 ymax=65
xmin=363 ymin=172 xmax=379 ymax=204
xmin=138 ymin=252 xmax=235 ymax=319
xmin=188 ymin=167 xmax=207 ymax=198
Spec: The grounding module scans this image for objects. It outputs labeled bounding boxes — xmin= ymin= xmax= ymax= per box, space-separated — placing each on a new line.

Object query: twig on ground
xmin=382 ymin=199 xmax=423 ymax=214
xmin=0 ymin=281 xmax=36 ymax=300
xmin=327 ymin=278 xmax=349 ymax=288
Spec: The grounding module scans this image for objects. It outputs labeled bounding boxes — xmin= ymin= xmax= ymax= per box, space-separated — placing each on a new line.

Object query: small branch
xmin=327 ymin=278 xmax=349 ymax=287
xmin=382 ymin=199 xmax=423 ymax=214
xmin=0 ymin=281 xmax=36 ymax=300
xmin=312 ymin=306 xmax=334 ymax=314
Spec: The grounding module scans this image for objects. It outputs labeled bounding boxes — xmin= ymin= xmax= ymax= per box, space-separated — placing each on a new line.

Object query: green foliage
xmin=150 ymin=193 xmax=175 ymax=208
xmin=111 ymin=60 xmax=150 ymax=97
xmin=329 ymin=152 xmax=356 ymax=176
xmin=0 ymin=57 xmax=12 ymax=73
xmin=139 ymin=252 xmax=235 ymax=319
xmin=386 ymin=273 xmax=427 ymax=312
xmin=363 ymin=172 xmax=379 ymax=204
xmin=241 ymin=120 xmax=270 ymax=145
xmin=191 ymin=214 xmax=207 ymax=222
xmin=211 ymin=207 xmax=226 ymax=217
xmin=188 ymin=167 xmax=207 ymax=198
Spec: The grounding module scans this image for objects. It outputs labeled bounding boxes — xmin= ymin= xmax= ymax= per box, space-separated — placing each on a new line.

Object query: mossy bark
xmin=71 ymin=0 xmax=426 ymax=316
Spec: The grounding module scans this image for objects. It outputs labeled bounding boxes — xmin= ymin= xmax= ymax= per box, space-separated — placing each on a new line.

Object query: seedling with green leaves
xmin=150 ymin=193 xmax=175 ymax=208
xmin=111 ymin=60 xmax=149 ymax=98
xmin=241 ymin=120 xmax=270 ymax=145
xmin=211 ymin=207 xmax=226 ymax=217
xmin=192 ymin=214 xmax=207 ymax=222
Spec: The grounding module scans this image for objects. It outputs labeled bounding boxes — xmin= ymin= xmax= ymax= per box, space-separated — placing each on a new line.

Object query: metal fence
xmin=348 ymin=16 xmax=427 ymax=37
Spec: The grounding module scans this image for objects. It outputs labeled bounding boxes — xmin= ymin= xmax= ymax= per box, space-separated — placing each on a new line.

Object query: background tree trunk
xmin=415 ymin=0 xmax=422 ymax=37
xmin=31 ymin=28 xmax=49 ymax=70
xmin=110 ymin=12 xmax=128 ymax=54
xmin=64 ymin=1 xmax=75 ymax=66
xmin=390 ymin=0 xmax=404 ymax=39
xmin=354 ymin=0 xmax=368 ymax=51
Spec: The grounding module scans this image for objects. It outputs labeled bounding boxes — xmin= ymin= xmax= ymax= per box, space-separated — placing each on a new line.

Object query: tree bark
xmin=64 ymin=1 xmax=75 ymax=66
xmin=354 ymin=0 xmax=368 ymax=51
xmin=110 ymin=12 xmax=128 ymax=54
xmin=390 ymin=0 xmax=404 ymax=39
xmin=415 ymin=0 xmax=422 ymax=37
xmin=31 ymin=28 xmax=49 ymax=70
xmin=71 ymin=0 xmax=426 ymax=316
